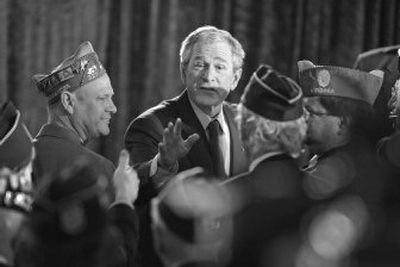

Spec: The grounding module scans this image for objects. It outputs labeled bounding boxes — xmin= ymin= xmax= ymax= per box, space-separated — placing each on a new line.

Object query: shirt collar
xmin=188 ymin=97 xmax=226 ymax=132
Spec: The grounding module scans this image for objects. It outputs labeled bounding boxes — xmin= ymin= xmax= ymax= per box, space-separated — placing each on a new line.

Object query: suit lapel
xmin=174 ymin=91 xmax=215 ymax=173
xmin=223 ymin=103 xmax=248 ymax=176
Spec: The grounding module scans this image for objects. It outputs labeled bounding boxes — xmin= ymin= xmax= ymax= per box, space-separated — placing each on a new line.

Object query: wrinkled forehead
xmin=192 ymin=39 xmax=233 ymax=58
xmin=75 ymin=74 xmax=113 ymax=97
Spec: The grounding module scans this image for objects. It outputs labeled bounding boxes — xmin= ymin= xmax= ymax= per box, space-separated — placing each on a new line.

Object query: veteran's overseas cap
xmin=31 ymin=159 xmax=109 ymax=247
xmin=151 ymin=168 xmax=233 ymax=265
xmin=32 ymin=41 xmax=106 ymax=104
xmin=0 ymin=101 xmax=33 ymax=170
xmin=241 ymin=64 xmax=303 ymax=121
xmin=298 ymin=60 xmax=383 ymax=106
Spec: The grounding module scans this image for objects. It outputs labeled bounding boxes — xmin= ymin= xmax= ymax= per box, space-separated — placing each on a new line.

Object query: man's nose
xmin=202 ymin=66 xmax=216 ymax=82
xmin=107 ymin=99 xmax=117 ymax=114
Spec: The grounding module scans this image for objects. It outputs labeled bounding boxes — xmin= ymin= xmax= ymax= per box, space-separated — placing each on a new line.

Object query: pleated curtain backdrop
xmin=1 ymin=0 xmax=399 ymax=163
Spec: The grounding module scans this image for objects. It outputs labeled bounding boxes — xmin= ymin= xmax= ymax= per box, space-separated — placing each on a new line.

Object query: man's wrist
xmin=113 ymin=192 xmax=135 ymax=208
xmin=149 ymin=154 xmax=179 ymax=189
xmin=157 ymin=155 xmax=178 ymax=172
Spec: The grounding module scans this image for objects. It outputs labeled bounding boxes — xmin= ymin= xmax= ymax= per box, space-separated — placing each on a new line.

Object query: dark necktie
xmin=207 ymin=119 xmax=226 ymax=178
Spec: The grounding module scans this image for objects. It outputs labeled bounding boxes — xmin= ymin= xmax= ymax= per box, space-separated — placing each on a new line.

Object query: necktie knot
xmin=207 ymin=119 xmax=221 ymax=138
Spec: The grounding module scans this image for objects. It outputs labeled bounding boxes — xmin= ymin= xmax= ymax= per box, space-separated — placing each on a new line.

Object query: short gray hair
xmin=179 ymin=25 xmax=245 ymax=75
xmin=237 ymin=104 xmax=307 ymax=160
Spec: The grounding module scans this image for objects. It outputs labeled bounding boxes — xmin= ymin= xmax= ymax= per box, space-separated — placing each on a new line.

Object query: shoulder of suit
xmin=125 ymin=95 xmax=180 ymax=134
xmin=310 ymin=150 xmax=355 ymax=180
xmin=223 ymin=101 xmax=238 ymax=109
xmin=67 ymin=142 xmax=114 ymax=170
xmin=254 ymin=156 xmax=301 ymax=176
xmin=74 ymin=148 xmax=115 ymax=176
xmin=223 ymin=101 xmax=239 ymax=117
xmin=133 ymin=95 xmax=180 ymax=122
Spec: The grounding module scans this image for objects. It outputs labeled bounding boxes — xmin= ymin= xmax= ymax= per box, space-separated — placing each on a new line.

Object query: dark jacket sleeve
xmin=109 ymin=203 xmax=139 ymax=267
xmin=124 ymin=113 xmax=165 ymax=206
xmin=377 ymin=131 xmax=400 ymax=169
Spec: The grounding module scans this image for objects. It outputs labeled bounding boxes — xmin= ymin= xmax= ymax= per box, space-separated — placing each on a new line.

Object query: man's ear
xmin=338 ymin=116 xmax=351 ymax=135
xmin=180 ymin=64 xmax=187 ymax=84
xmin=60 ymin=91 xmax=75 ymax=115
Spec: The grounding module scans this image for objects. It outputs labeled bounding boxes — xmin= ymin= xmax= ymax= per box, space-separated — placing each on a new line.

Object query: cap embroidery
xmin=317 ymin=69 xmax=331 ymax=87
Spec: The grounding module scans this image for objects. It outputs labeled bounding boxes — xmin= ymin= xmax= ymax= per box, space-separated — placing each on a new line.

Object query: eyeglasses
xmin=304 ymin=106 xmax=331 ymax=117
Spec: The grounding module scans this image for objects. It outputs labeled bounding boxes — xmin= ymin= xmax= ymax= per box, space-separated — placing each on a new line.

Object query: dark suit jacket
xmin=125 ymin=90 xmax=248 ymax=202
xmin=353 ymin=45 xmax=400 ymax=140
xmin=223 ymin=154 xmax=311 ymax=267
xmin=109 ymin=204 xmax=139 ymax=267
xmin=124 ymin=91 xmax=248 ymax=267
xmin=12 ymin=203 xmax=138 ymax=267
xmin=33 ymin=123 xmax=115 ymax=183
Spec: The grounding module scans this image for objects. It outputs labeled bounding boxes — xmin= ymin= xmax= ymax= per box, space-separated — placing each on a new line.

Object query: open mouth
xmin=199 ymin=86 xmax=216 ymax=91
xmin=199 ymin=87 xmax=221 ymax=94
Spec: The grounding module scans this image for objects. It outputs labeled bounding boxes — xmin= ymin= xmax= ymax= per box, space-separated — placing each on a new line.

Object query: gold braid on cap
xmin=36 ymin=52 xmax=106 ymax=104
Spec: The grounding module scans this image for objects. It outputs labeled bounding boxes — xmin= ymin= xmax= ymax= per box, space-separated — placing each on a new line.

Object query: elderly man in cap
xmin=298 ymin=60 xmax=383 ymax=197
xmin=32 ymin=41 xmax=117 ymax=183
xmin=297 ymin=61 xmax=392 ymax=265
xmin=223 ymin=65 xmax=311 ymax=267
xmin=124 ymin=25 xmax=248 ymax=267
xmin=0 ymin=101 xmax=34 ymax=266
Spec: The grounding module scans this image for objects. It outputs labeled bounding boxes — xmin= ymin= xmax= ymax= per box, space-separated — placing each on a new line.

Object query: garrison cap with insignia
xmin=32 ymin=41 xmax=107 ymax=104
xmin=298 ymin=60 xmax=383 ymax=106
xmin=241 ymin=64 xmax=303 ymax=121
xmin=31 ymin=159 xmax=109 ymax=246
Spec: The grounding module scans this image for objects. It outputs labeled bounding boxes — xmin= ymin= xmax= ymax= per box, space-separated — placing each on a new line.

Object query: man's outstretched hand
xmin=158 ymin=118 xmax=199 ymax=170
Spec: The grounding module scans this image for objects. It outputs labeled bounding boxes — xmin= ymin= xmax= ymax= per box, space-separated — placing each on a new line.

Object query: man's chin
xmin=98 ymin=127 xmax=110 ymax=136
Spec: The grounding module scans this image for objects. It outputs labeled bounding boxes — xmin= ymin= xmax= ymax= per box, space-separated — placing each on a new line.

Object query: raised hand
xmin=113 ymin=149 xmax=140 ymax=205
xmin=158 ymin=118 xmax=199 ymax=169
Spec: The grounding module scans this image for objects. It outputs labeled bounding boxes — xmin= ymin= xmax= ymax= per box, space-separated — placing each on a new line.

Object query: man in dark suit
xmin=124 ymin=25 xmax=248 ymax=267
xmin=32 ymin=41 xmax=117 ymax=184
xmin=223 ymin=65 xmax=311 ymax=267
xmin=353 ymin=45 xmax=400 ymax=140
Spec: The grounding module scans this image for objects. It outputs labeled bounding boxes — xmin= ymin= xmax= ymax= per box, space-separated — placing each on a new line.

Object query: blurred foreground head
xmin=0 ymin=101 xmax=34 ymax=265
xmin=13 ymin=160 xmax=123 ymax=267
xmin=151 ymin=168 xmax=233 ymax=267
